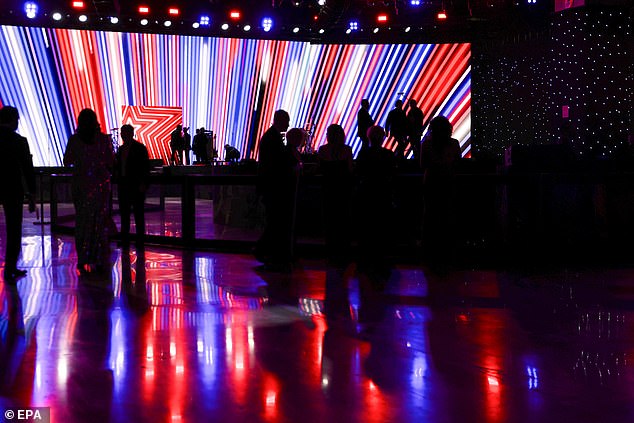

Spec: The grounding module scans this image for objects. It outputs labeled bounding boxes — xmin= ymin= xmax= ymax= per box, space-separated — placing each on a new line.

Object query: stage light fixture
xmin=293 ymin=27 xmax=300 ymax=33
xmin=199 ymin=16 xmax=210 ymax=26
xmin=24 ymin=2 xmax=38 ymax=19
xmin=262 ymin=17 xmax=273 ymax=32
xmin=192 ymin=22 xmax=200 ymax=28
xmin=168 ymin=7 xmax=179 ymax=16
xmin=52 ymin=12 xmax=63 ymax=21
xmin=110 ymin=16 xmax=119 ymax=24
xmin=346 ymin=28 xmax=352 ymax=34
xmin=373 ymin=27 xmax=379 ymax=33
xmin=411 ymin=0 xmax=421 ymax=5
xmin=138 ymin=6 xmax=150 ymax=14
xmin=243 ymin=24 xmax=251 ymax=31
xmin=71 ymin=1 xmax=84 ymax=9
xmin=348 ymin=21 xmax=358 ymax=31
xmin=78 ymin=14 xmax=87 ymax=22
xmin=437 ymin=11 xmax=447 ymax=19
xmin=229 ymin=10 xmax=241 ymax=20
xmin=404 ymin=26 xmax=411 ymax=32
xmin=377 ymin=14 xmax=388 ymax=23
xmin=318 ymin=0 xmax=326 ymax=5
xmin=140 ymin=18 xmax=149 ymax=26
xmin=221 ymin=23 xmax=229 ymax=30
xmin=164 ymin=20 xmax=172 ymax=27
xmin=318 ymin=28 xmax=325 ymax=34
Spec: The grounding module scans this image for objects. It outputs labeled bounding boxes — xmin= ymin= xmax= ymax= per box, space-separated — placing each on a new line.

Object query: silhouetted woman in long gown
xmin=64 ymin=108 xmax=115 ymax=273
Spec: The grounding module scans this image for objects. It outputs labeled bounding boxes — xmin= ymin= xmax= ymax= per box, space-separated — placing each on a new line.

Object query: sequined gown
xmin=63 ymin=133 xmax=114 ymax=268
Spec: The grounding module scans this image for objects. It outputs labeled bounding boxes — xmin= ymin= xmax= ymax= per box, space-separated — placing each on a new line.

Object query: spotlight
xmin=348 ymin=21 xmax=358 ymax=31
xmin=192 ymin=22 xmax=200 ymax=28
xmin=164 ymin=20 xmax=172 ymax=27
xmin=229 ymin=10 xmax=241 ymax=20
xmin=346 ymin=28 xmax=352 ymax=34
xmin=411 ymin=0 xmax=421 ymax=5
xmin=140 ymin=18 xmax=149 ymax=26
xmin=109 ymin=16 xmax=119 ymax=24
xmin=71 ymin=1 xmax=84 ymax=9
xmin=221 ymin=23 xmax=229 ymax=30
xmin=52 ymin=12 xmax=62 ymax=21
xmin=24 ymin=2 xmax=38 ymax=19
xmin=262 ymin=17 xmax=273 ymax=32
xmin=404 ymin=26 xmax=411 ymax=32
xmin=168 ymin=7 xmax=179 ymax=16
xmin=318 ymin=28 xmax=325 ymax=34
xmin=243 ymin=24 xmax=251 ymax=31
xmin=138 ymin=6 xmax=150 ymax=14
xmin=437 ymin=11 xmax=447 ymax=20
xmin=373 ymin=27 xmax=379 ymax=33
xmin=318 ymin=0 xmax=326 ymax=5
xmin=78 ymin=14 xmax=87 ymax=22
xmin=293 ymin=27 xmax=300 ymax=33
xmin=199 ymin=15 xmax=210 ymax=26
xmin=377 ymin=14 xmax=388 ymax=23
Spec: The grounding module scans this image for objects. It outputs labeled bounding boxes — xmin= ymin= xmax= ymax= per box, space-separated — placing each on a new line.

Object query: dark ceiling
xmin=1 ymin=0 xmax=556 ymax=43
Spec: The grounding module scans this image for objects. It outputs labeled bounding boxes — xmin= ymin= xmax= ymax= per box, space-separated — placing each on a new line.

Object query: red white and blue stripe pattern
xmin=0 ymin=25 xmax=470 ymax=165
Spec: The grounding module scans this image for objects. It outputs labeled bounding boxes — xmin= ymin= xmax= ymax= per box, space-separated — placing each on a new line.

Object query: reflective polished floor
xmin=1 ymin=216 xmax=634 ymax=422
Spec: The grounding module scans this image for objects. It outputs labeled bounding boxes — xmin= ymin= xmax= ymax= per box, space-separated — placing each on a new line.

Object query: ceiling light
xmin=199 ymin=16 xmax=210 ymax=26
xmin=243 ymin=24 xmax=251 ymax=31
xmin=78 ymin=14 xmax=87 ymax=22
xmin=109 ymin=16 xmax=119 ymax=24
xmin=377 ymin=14 xmax=388 ymax=23
xmin=293 ymin=27 xmax=300 ymax=33
xmin=24 ymin=2 xmax=38 ymax=19
xmin=262 ymin=17 xmax=273 ymax=32
xmin=52 ymin=12 xmax=62 ymax=21
xmin=437 ymin=11 xmax=447 ymax=20
xmin=318 ymin=28 xmax=325 ymax=34
xmin=373 ymin=27 xmax=379 ymax=33
xmin=138 ymin=6 xmax=150 ymax=14
xmin=168 ymin=7 xmax=179 ymax=16
xmin=349 ymin=21 xmax=358 ymax=31
xmin=140 ymin=18 xmax=149 ymax=26
xmin=404 ymin=26 xmax=411 ymax=32
xmin=164 ymin=20 xmax=172 ymax=27
xmin=221 ymin=23 xmax=229 ymax=30
xmin=192 ymin=22 xmax=200 ymax=28
xmin=72 ymin=1 xmax=84 ymax=9
xmin=229 ymin=10 xmax=241 ymax=20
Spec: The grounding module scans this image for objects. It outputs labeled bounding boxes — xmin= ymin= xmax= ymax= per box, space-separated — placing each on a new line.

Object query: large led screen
xmin=0 ymin=25 xmax=470 ymax=166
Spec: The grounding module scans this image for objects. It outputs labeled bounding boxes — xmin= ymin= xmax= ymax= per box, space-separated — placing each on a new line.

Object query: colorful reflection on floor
xmin=2 ymin=230 xmax=634 ymax=422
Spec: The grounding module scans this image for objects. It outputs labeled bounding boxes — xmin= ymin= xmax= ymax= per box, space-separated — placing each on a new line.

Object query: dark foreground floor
xmin=1 ymin=217 xmax=634 ymax=422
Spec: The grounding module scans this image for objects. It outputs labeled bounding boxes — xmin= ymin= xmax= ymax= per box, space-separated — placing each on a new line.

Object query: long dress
xmin=64 ymin=133 xmax=114 ymax=268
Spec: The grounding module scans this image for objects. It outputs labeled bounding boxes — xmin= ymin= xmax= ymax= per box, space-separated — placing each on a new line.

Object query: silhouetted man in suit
xmin=116 ymin=124 xmax=150 ymax=248
xmin=406 ymin=99 xmax=424 ymax=159
xmin=385 ymin=100 xmax=408 ymax=159
xmin=255 ymin=109 xmax=294 ymax=271
xmin=0 ymin=106 xmax=36 ymax=279
xmin=357 ymin=99 xmax=374 ymax=151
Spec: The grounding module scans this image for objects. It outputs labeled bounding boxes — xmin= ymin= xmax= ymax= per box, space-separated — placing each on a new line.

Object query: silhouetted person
xmin=0 ymin=106 xmax=36 ymax=280
xmin=182 ymin=127 xmax=192 ymax=165
xmin=406 ymin=99 xmax=424 ymax=159
xmin=64 ymin=108 xmax=115 ymax=274
xmin=193 ymin=128 xmax=209 ymax=163
xmin=385 ymin=100 xmax=408 ymax=159
xmin=357 ymin=99 xmax=375 ymax=151
xmin=169 ymin=124 xmax=183 ymax=165
xmin=225 ymin=144 xmax=240 ymax=162
xmin=356 ymin=125 xmax=396 ymax=280
xmin=420 ymin=116 xmax=462 ymax=265
xmin=318 ymin=124 xmax=354 ymax=264
xmin=115 ymin=124 xmax=150 ymax=249
xmin=255 ymin=110 xmax=295 ymax=271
